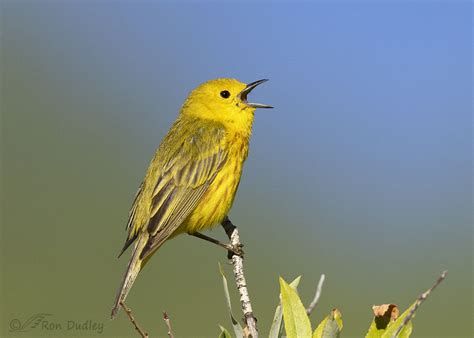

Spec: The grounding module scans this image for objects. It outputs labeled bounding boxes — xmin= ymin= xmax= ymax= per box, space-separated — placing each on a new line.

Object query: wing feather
xmin=136 ymin=121 xmax=227 ymax=261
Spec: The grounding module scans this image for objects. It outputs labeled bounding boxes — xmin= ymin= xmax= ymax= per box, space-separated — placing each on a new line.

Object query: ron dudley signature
xmin=9 ymin=313 xmax=104 ymax=334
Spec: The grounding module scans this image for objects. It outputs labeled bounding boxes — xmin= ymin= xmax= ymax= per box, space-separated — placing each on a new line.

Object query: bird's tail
xmin=111 ymin=234 xmax=148 ymax=318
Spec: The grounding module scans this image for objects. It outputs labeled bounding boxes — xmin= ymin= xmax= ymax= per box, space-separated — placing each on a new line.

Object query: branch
xmin=221 ymin=216 xmax=258 ymax=338
xmin=306 ymin=273 xmax=326 ymax=315
xmin=120 ymin=302 xmax=149 ymax=338
xmin=392 ymin=270 xmax=448 ymax=337
xmin=162 ymin=311 xmax=174 ymax=338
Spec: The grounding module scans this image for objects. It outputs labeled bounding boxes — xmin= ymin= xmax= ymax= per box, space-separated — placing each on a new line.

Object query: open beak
xmin=237 ymin=79 xmax=273 ymax=109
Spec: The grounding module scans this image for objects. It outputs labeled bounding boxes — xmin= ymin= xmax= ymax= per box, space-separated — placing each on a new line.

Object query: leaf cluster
xmin=219 ymin=269 xmax=446 ymax=338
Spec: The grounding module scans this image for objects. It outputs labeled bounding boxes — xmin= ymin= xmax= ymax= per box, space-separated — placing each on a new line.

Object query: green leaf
xmin=269 ymin=276 xmax=302 ymax=338
xmin=366 ymin=321 xmax=383 ymax=338
xmin=218 ymin=325 xmax=233 ymax=338
xmin=218 ymin=263 xmax=244 ymax=338
xmin=279 ymin=277 xmax=312 ymax=338
xmin=381 ymin=302 xmax=415 ymax=338
xmin=313 ymin=309 xmax=343 ymax=338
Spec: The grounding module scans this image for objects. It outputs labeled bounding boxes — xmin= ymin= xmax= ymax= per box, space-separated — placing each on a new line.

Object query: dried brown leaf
xmin=371 ymin=304 xmax=399 ymax=330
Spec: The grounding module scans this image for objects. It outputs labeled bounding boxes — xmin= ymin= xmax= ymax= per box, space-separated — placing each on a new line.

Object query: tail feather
xmin=111 ymin=235 xmax=148 ymax=318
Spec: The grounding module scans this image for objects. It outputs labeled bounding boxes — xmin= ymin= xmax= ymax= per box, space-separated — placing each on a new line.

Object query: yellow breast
xmin=181 ymin=135 xmax=248 ymax=233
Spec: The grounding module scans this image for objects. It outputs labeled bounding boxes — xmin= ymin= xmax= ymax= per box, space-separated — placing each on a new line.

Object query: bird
xmin=111 ymin=78 xmax=272 ymax=318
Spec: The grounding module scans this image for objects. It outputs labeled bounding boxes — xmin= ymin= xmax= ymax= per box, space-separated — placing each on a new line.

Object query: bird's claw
xmin=225 ymin=243 xmax=245 ymax=258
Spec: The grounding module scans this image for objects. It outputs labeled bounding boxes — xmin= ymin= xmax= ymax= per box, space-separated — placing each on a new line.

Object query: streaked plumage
xmin=111 ymin=78 xmax=271 ymax=317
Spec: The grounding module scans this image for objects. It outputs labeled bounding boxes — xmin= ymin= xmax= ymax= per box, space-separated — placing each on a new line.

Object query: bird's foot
xmin=225 ymin=243 xmax=244 ymax=258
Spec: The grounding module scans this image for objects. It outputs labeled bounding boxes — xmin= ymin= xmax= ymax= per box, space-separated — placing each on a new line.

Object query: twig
xmin=221 ymin=216 xmax=258 ymax=338
xmin=162 ymin=311 xmax=174 ymax=338
xmin=392 ymin=270 xmax=448 ymax=337
xmin=306 ymin=273 xmax=326 ymax=315
xmin=119 ymin=302 xmax=149 ymax=338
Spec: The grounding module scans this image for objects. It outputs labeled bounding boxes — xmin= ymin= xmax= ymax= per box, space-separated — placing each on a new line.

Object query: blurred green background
xmin=1 ymin=1 xmax=472 ymax=337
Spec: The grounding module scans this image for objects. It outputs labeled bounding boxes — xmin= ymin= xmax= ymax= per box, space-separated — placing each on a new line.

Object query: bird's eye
xmin=220 ymin=90 xmax=231 ymax=99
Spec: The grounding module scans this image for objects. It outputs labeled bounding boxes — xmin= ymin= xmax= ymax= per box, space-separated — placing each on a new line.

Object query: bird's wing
xmin=117 ymin=182 xmax=144 ymax=257
xmin=135 ymin=120 xmax=228 ymax=261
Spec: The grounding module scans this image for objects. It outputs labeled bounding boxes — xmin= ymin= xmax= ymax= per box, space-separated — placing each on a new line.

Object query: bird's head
xmin=180 ymin=78 xmax=272 ymax=131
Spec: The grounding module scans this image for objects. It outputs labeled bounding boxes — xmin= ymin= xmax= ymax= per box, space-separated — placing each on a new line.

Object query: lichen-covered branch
xmin=222 ymin=216 xmax=258 ymax=338
xmin=392 ymin=270 xmax=448 ymax=337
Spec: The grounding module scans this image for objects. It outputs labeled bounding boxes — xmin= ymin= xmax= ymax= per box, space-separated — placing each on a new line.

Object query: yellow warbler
xmin=111 ymin=78 xmax=271 ymax=317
